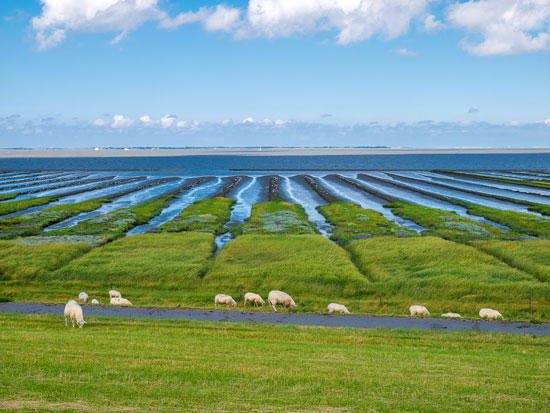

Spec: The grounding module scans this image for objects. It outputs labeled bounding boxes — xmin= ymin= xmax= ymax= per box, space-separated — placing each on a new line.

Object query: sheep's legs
xmin=72 ymin=319 xmax=75 ymax=328
xmin=65 ymin=317 xmax=67 ymax=326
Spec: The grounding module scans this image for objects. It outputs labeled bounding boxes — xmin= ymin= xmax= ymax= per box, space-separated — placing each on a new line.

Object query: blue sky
xmin=0 ymin=0 xmax=549 ymax=148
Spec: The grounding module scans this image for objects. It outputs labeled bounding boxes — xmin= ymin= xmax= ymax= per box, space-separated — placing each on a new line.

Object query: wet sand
xmin=1 ymin=302 xmax=549 ymax=336
xmin=1 ymin=147 xmax=550 ymax=158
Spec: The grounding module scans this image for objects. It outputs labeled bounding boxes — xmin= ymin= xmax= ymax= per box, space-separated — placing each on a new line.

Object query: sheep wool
xmin=244 ymin=292 xmax=265 ymax=306
xmin=268 ymin=291 xmax=296 ymax=312
xmin=78 ymin=292 xmax=89 ymax=303
xmin=64 ymin=300 xmax=86 ymax=328
xmin=409 ymin=305 xmax=430 ymax=316
xmin=109 ymin=289 xmax=121 ymax=299
xmin=327 ymin=303 xmax=350 ymax=314
xmin=441 ymin=312 xmax=462 ymax=318
xmin=479 ymin=308 xmax=503 ymax=320
xmin=110 ymin=297 xmax=132 ymax=306
xmin=214 ymin=294 xmax=237 ymax=307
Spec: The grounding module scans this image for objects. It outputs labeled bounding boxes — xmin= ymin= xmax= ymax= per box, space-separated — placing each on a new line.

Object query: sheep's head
xmin=77 ymin=320 xmax=86 ymax=328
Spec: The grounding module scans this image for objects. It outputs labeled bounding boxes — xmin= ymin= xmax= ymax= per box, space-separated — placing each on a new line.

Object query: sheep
xmin=110 ymin=297 xmax=132 ymax=306
xmin=91 ymin=299 xmax=99 ymax=305
xmin=479 ymin=308 xmax=503 ymax=320
xmin=327 ymin=303 xmax=350 ymax=314
xmin=268 ymin=290 xmax=296 ymax=312
xmin=409 ymin=305 xmax=430 ymax=316
xmin=64 ymin=300 xmax=86 ymax=328
xmin=78 ymin=292 xmax=89 ymax=303
xmin=109 ymin=289 xmax=121 ymax=299
xmin=214 ymin=294 xmax=237 ymax=307
xmin=441 ymin=312 xmax=462 ymax=318
xmin=244 ymin=292 xmax=265 ymax=307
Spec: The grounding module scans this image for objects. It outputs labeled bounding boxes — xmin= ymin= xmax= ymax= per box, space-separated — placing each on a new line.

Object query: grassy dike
xmin=1 ymin=314 xmax=549 ymax=411
xmin=0 ymin=195 xmax=57 ymax=216
xmin=317 ymin=201 xmax=417 ymax=244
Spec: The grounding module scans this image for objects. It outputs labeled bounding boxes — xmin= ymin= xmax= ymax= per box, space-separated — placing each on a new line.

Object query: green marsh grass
xmin=0 ymin=196 xmax=57 ymax=217
xmin=158 ymin=197 xmax=235 ymax=234
xmin=346 ymin=236 xmax=550 ymax=320
xmin=0 ymin=193 xmax=17 ymax=201
xmin=231 ymin=200 xmax=317 ymax=236
xmin=0 ymin=198 xmax=109 ymax=240
xmin=1 ymin=314 xmax=550 ymax=411
xmin=318 ymin=201 xmax=417 ymax=244
xmin=474 ymin=240 xmax=550 ymax=282
xmin=528 ymin=204 xmax=550 ymax=217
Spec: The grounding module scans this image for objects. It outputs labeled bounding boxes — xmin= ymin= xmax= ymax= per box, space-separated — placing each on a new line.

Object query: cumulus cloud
xmin=111 ymin=114 xmax=133 ymax=128
xmin=394 ymin=47 xmax=418 ymax=56
xmin=423 ymin=14 xmax=444 ymax=32
xmin=446 ymin=0 xmax=550 ymax=55
xmin=93 ymin=118 xmax=108 ymax=127
xmin=545 ymin=119 xmax=550 ymax=125
xmin=242 ymin=117 xmax=255 ymax=124
xmin=160 ymin=114 xmax=177 ymax=128
xmin=32 ymin=0 xmax=165 ymax=50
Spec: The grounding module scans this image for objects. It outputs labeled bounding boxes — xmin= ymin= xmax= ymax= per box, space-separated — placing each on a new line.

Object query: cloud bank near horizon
xmin=31 ymin=0 xmax=550 ymax=55
xmin=2 ymin=114 xmax=549 ymax=148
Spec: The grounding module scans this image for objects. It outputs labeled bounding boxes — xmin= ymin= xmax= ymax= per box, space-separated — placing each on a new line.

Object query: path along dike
xmin=1 ymin=302 xmax=550 ymax=336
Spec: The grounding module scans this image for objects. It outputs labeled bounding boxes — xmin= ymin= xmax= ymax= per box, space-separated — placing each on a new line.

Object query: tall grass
xmin=318 ymin=202 xmax=417 ymax=244
xmin=474 ymin=240 xmax=550 ymax=282
xmin=158 ymin=197 xmax=235 ymax=235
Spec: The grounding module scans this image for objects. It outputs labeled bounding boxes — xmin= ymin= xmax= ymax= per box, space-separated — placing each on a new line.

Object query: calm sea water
xmin=0 ymin=153 xmax=549 ymax=171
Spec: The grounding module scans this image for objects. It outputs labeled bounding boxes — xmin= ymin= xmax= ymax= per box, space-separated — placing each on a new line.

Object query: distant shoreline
xmin=1 ymin=147 xmax=550 ymax=158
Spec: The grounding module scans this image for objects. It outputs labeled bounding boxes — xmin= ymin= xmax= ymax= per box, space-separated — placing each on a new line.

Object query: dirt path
xmin=1 ymin=302 xmax=549 ymax=335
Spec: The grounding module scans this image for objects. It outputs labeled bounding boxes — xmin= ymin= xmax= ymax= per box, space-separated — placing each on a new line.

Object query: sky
xmin=0 ymin=0 xmax=549 ymax=148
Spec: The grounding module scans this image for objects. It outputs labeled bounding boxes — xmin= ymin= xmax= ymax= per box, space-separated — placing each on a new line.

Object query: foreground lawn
xmin=347 ymin=236 xmax=550 ymax=320
xmin=0 ymin=314 xmax=549 ymax=411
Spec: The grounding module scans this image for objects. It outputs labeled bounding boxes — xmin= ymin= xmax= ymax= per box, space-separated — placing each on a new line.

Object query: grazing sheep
xmin=78 ymin=292 xmax=89 ymax=303
xmin=327 ymin=303 xmax=350 ymax=314
xmin=64 ymin=300 xmax=86 ymax=328
xmin=91 ymin=299 xmax=99 ymax=305
xmin=214 ymin=294 xmax=237 ymax=307
xmin=110 ymin=297 xmax=132 ymax=306
xmin=109 ymin=289 xmax=121 ymax=299
xmin=268 ymin=290 xmax=296 ymax=312
xmin=479 ymin=308 xmax=503 ymax=320
xmin=441 ymin=312 xmax=462 ymax=318
xmin=244 ymin=292 xmax=265 ymax=307
xmin=409 ymin=305 xmax=430 ymax=316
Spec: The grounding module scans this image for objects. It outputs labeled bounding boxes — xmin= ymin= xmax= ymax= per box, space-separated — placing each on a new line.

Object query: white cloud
xmin=505 ymin=120 xmax=521 ymax=126
xmin=93 ymin=118 xmax=108 ymax=127
xmin=238 ymin=0 xmax=430 ymax=44
xmin=242 ymin=117 xmax=255 ymax=124
xmin=139 ymin=115 xmax=152 ymax=124
xmin=446 ymin=0 xmax=550 ymax=55
xmin=394 ymin=47 xmax=418 ymax=56
xmin=423 ymin=14 xmax=444 ymax=32
xmin=111 ymin=114 xmax=133 ymax=128
xmin=160 ymin=114 xmax=177 ymax=128
xmin=32 ymin=0 xmax=164 ymax=50
xmin=159 ymin=5 xmax=241 ymax=32
xmin=545 ymin=119 xmax=550 ymax=125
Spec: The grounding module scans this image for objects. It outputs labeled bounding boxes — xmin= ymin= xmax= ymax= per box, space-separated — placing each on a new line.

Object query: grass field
xmin=0 ymin=198 xmax=109 ymax=240
xmin=0 ymin=195 xmax=56 ymax=216
xmin=202 ymin=234 xmax=368 ymax=311
xmin=231 ymin=201 xmax=317 ymax=236
xmin=474 ymin=240 xmax=550 ymax=283
xmin=386 ymin=201 xmax=519 ymax=243
xmin=317 ymin=201 xmax=417 ymax=244
xmin=1 ymin=314 xmax=549 ymax=411
xmin=346 ymin=236 xmax=550 ymax=320
xmin=158 ymin=197 xmax=235 ymax=235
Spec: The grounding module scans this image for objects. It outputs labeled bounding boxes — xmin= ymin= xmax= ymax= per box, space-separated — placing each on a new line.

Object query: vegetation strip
xmin=0 ymin=174 xmax=89 ymax=191
xmin=268 ymin=175 xmax=282 ymax=201
xmin=433 ymin=170 xmax=550 ymax=190
xmin=302 ymin=175 xmax=341 ymax=203
xmin=231 ymin=201 xmax=317 ymax=236
xmin=0 ymin=172 xmax=72 ymax=186
xmin=0 ymin=194 xmax=17 ymax=202
xmin=318 ymin=202 xmax=417 ymax=244
xmin=385 ymin=172 xmax=534 ymax=206
xmin=2 ymin=304 xmax=550 ymax=335
xmin=156 ymin=197 xmax=235 ymax=235
xmin=0 ymin=196 xmax=58 ymax=217
xmin=17 ymin=175 xmax=115 ymax=195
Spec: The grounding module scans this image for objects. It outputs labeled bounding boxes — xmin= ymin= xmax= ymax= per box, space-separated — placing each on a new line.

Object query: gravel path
xmin=1 ymin=302 xmax=549 ymax=335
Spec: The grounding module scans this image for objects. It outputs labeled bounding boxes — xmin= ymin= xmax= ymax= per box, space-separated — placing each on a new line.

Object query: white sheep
xmin=244 ymin=292 xmax=265 ymax=307
xmin=441 ymin=312 xmax=462 ymax=318
xmin=268 ymin=290 xmax=296 ymax=312
xmin=109 ymin=289 xmax=121 ymax=299
xmin=78 ymin=292 xmax=89 ymax=303
xmin=214 ymin=294 xmax=237 ymax=307
xmin=479 ymin=308 xmax=503 ymax=320
xmin=91 ymin=299 xmax=99 ymax=305
xmin=327 ymin=303 xmax=350 ymax=314
xmin=110 ymin=297 xmax=132 ymax=306
xmin=409 ymin=305 xmax=430 ymax=316
xmin=64 ymin=300 xmax=86 ymax=328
